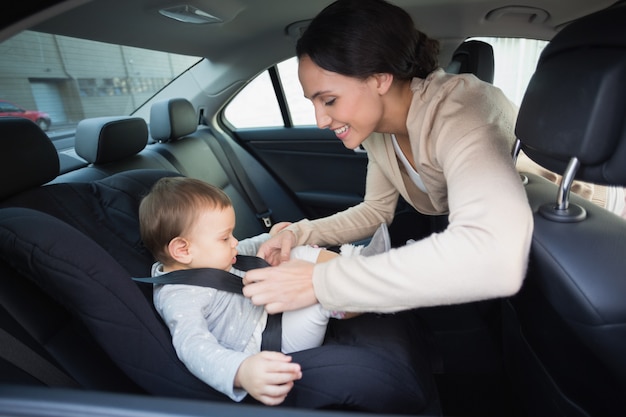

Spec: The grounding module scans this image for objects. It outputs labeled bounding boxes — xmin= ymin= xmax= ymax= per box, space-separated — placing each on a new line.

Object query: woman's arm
xmin=247 ymin=88 xmax=533 ymax=314
xmin=255 ymin=151 xmax=399 ymax=266
xmin=286 ymin=154 xmax=399 ymax=247
xmin=313 ymin=122 xmax=533 ymax=312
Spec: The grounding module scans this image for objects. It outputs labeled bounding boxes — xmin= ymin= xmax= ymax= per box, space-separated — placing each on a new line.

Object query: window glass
xmin=470 ymin=37 xmax=548 ymax=106
xmin=224 ymin=37 xmax=547 ymax=129
xmin=223 ymin=71 xmax=283 ymax=128
xmin=277 ymin=57 xmax=316 ymax=126
xmin=0 ymin=30 xmax=200 ymax=137
xmin=224 ymin=57 xmax=315 ymax=129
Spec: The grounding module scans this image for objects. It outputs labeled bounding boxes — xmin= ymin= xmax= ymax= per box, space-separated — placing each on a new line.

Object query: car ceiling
xmin=2 ymin=0 xmax=619 ymax=63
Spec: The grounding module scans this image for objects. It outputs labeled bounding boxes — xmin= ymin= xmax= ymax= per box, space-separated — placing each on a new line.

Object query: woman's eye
xmin=324 ymin=98 xmax=336 ymax=106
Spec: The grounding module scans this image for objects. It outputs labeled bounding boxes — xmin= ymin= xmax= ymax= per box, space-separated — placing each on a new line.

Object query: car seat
xmin=507 ymin=4 xmax=626 ymax=416
xmin=446 ymin=39 xmax=495 ymax=84
xmin=0 ymin=117 xmax=440 ymax=414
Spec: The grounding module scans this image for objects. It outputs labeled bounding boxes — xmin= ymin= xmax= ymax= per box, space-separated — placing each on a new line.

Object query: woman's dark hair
xmin=296 ymin=0 xmax=439 ymax=80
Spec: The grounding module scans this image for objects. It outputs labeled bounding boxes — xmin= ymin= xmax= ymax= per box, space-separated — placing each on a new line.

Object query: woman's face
xmin=298 ymin=55 xmax=385 ymax=150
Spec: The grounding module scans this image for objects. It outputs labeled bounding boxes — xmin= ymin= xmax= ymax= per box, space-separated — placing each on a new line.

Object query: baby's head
xmin=139 ymin=177 xmax=238 ymax=271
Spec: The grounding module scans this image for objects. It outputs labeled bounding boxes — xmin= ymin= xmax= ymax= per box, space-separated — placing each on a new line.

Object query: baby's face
xmin=185 ymin=206 xmax=238 ymax=271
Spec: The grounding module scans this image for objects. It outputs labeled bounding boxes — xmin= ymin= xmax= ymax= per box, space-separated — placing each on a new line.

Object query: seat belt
xmin=205 ymin=134 xmax=273 ymax=230
xmin=133 ymin=255 xmax=282 ymax=352
xmin=0 ymin=327 xmax=80 ymax=388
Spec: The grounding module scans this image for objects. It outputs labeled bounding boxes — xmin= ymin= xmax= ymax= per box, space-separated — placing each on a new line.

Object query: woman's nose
xmin=315 ymin=108 xmax=332 ymax=129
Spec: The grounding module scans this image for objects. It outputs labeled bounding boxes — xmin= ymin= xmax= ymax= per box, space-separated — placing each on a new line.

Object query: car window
xmin=0 ymin=101 xmax=21 ymax=112
xmin=0 ymin=30 xmax=201 ymax=139
xmin=223 ymin=37 xmax=548 ymax=129
xmin=470 ymin=37 xmax=548 ymax=106
xmin=222 ymin=71 xmax=285 ymax=128
xmin=223 ymin=58 xmax=316 ymax=128
xmin=277 ymin=58 xmax=317 ymax=126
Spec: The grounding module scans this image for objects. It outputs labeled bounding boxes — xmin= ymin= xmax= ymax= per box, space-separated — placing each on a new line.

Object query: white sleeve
xmin=154 ymin=284 xmax=251 ymax=401
xmin=289 ymin=245 xmax=322 ymax=263
xmin=236 ymin=233 xmax=271 ymax=256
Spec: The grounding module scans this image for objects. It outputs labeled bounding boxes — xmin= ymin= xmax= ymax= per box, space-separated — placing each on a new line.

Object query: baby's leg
xmin=340 ymin=223 xmax=391 ymax=257
xmin=281 ymin=304 xmax=331 ymax=353
xmin=280 ymin=246 xmax=357 ymax=353
xmin=289 ymin=245 xmax=338 ymax=264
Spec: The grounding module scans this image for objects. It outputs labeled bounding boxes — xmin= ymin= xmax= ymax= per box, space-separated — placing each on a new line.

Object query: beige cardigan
xmin=285 ymin=69 xmax=534 ymax=313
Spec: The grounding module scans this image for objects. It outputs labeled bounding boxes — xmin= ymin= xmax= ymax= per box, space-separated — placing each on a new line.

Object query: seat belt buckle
xmin=257 ymin=210 xmax=273 ymax=228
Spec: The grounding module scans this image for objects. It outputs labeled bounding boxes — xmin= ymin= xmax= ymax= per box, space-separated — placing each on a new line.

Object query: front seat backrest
xmin=446 ymin=39 xmax=495 ymax=84
xmin=509 ymin=3 xmax=626 ymax=416
xmin=0 ymin=117 xmax=59 ymax=199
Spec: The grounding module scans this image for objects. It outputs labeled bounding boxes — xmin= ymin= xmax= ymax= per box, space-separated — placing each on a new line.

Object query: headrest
xmin=150 ymin=98 xmax=198 ymax=142
xmin=446 ymin=40 xmax=495 ymax=84
xmin=75 ymin=116 xmax=148 ymax=164
xmin=516 ymin=4 xmax=626 ymax=186
xmin=0 ymin=117 xmax=59 ymax=200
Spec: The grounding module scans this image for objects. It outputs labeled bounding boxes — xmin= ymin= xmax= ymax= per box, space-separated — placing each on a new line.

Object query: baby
xmin=138 ymin=177 xmax=389 ymax=405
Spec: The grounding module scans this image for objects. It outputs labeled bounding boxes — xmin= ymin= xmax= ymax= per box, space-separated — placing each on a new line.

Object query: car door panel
xmin=233 ymin=127 xmax=367 ymax=219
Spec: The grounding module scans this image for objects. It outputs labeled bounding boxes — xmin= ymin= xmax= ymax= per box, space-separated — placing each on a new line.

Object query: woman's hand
xmin=243 ymin=259 xmax=317 ymax=314
xmin=268 ymin=221 xmax=292 ymax=236
xmin=256 ymin=229 xmax=297 ymax=266
xmin=234 ymin=351 xmax=301 ymax=406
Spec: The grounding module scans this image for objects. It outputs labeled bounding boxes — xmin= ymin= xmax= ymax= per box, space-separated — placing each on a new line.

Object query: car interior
xmin=0 ymin=0 xmax=625 ymax=416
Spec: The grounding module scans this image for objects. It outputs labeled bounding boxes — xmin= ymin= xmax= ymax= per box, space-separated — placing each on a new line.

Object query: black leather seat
xmin=149 ymin=97 xmax=309 ymax=233
xmin=0 ymin=117 xmax=439 ymax=414
xmin=446 ymin=39 xmax=495 ymax=83
xmin=507 ymin=4 xmax=626 ymax=416
xmin=56 ymin=115 xmax=175 ymax=182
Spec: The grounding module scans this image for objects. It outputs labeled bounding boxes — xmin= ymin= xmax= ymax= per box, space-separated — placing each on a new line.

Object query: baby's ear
xmin=168 ymin=237 xmax=192 ymax=264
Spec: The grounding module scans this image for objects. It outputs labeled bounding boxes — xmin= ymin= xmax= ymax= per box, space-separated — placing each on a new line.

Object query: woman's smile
xmin=333 ymin=124 xmax=350 ymax=139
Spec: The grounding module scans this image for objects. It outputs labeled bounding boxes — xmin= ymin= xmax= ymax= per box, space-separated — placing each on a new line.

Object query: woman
xmin=243 ymin=0 xmax=533 ymax=315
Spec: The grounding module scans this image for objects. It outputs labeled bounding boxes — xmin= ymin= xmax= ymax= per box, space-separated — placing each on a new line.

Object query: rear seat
xmin=53 ymin=115 xmax=176 ymax=183
xmin=147 ymin=97 xmax=307 ymax=234
xmin=0 ymin=110 xmax=306 ymax=397
xmin=0 ymin=114 xmax=438 ymax=413
xmin=0 ymin=102 xmax=309 ymax=396
xmin=53 ymin=98 xmax=306 ymax=236
xmin=148 ymin=98 xmax=275 ymax=236
xmin=0 ymin=118 xmax=169 ymax=392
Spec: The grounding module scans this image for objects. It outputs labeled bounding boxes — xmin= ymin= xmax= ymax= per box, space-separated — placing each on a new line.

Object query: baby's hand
xmin=234 ymin=351 xmax=302 ymax=405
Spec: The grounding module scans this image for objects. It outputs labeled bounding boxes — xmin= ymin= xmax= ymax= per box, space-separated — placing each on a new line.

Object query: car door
xmin=233 ymin=127 xmax=367 ymax=220
xmin=222 ymin=58 xmax=368 ymax=220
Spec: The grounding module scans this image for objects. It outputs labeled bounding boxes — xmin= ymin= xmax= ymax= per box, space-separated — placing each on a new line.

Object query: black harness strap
xmin=133 ymin=255 xmax=282 ymax=352
xmin=133 ymin=267 xmax=245 ymax=293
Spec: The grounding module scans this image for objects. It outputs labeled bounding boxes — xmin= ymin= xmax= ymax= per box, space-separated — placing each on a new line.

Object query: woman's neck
xmin=376 ymin=79 xmax=412 ymax=137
